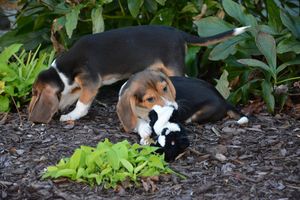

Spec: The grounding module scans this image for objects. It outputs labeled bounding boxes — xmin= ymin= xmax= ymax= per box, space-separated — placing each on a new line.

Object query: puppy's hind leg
xmin=60 ymin=74 xmax=101 ymax=121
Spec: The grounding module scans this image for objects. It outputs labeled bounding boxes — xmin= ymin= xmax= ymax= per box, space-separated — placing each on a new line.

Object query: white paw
xmin=140 ymin=137 xmax=152 ymax=145
xmin=60 ymin=114 xmax=74 ymax=122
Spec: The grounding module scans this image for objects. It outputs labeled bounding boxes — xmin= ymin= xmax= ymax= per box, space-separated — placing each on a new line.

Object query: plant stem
xmin=277 ymin=77 xmax=300 ymax=84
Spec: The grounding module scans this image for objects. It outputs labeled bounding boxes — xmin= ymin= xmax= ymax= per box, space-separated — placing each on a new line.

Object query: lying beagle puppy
xmin=28 ymin=25 xmax=249 ymax=123
xmin=117 ymin=70 xmax=248 ymax=142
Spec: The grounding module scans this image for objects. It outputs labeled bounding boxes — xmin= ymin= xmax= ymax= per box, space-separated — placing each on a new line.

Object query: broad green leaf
xmin=261 ymin=80 xmax=275 ymax=113
xmin=140 ymin=167 xmax=160 ymax=177
xmin=181 ymin=2 xmax=198 ymax=13
xmin=120 ymin=159 xmax=134 ymax=173
xmin=255 ymin=32 xmax=277 ymax=70
xmin=0 ymin=95 xmax=10 ymax=112
xmin=91 ymin=7 xmax=104 ymax=34
xmin=155 ymin=0 xmax=166 ymax=6
xmin=54 ymin=169 xmax=76 ymax=178
xmin=280 ymin=10 xmax=300 ymax=39
xmin=0 ymin=44 xmax=22 ymax=62
xmin=0 ymin=81 xmax=5 ymax=94
xmin=277 ymin=56 xmax=300 ymax=74
xmin=65 ymin=5 xmax=81 ymax=38
xmin=69 ymin=149 xmax=82 ymax=170
xmin=76 ymin=167 xmax=86 ymax=179
xmin=144 ymin=0 xmax=157 ymax=13
xmin=134 ymin=161 xmax=148 ymax=174
xmin=195 ymin=17 xmax=233 ymax=37
xmin=209 ymin=35 xmax=245 ymax=61
xmin=237 ymin=58 xmax=273 ymax=75
xmin=127 ymin=0 xmax=143 ymax=18
xmin=150 ymin=8 xmax=175 ymax=26
xmin=107 ymin=149 xmax=120 ymax=170
xmin=215 ymin=70 xmax=230 ymax=99
xmin=100 ymin=167 xmax=112 ymax=176
xmin=266 ymin=0 xmax=282 ymax=32
xmin=148 ymin=155 xmax=164 ymax=169
xmin=277 ymin=37 xmax=300 ymax=54
xmin=222 ymin=0 xmax=257 ymax=27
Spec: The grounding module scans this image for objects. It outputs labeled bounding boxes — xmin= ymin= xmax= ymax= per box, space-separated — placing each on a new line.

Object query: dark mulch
xmin=1 ymin=86 xmax=300 ymax=200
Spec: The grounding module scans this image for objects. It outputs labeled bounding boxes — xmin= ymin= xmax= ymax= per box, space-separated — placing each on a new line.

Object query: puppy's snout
xmin=162 ymin=97 xmax=178 ymax=109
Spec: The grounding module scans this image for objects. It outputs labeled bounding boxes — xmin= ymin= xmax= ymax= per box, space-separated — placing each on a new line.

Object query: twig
xmin=10 ymin=96 xmax=23 ymax=127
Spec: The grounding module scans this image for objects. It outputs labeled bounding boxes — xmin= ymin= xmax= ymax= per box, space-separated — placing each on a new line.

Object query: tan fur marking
xmin=227 ymin=110 xmax=241 ymax=119
xmin=149 ymin=60 xmax=178 ymax=76
xmin=74 ymin=76 xmax=100 ymax=105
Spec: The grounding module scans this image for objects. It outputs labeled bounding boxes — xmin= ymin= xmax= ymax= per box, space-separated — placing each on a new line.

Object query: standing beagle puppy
xmin=29 ymin=25 xmax=249 ymax=123
xmin=117 ymin=70 xmax=248 ymax=142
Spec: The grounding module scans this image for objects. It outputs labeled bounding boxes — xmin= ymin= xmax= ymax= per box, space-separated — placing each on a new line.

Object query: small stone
xmin=215 ymin=153 xmax=227 ymax=162
xmin=222 ymin=127 xmax=236 ymax=134
xmin=1 ymin=191 xmax=7 ymax=199
xmin=280 ymin=148 xmax=287 ymax=156
xmin=16 ymin=149 xmax=25 ymax=155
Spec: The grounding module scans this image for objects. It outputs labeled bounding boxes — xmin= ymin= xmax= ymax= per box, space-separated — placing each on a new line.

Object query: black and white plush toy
xmin=147 ymin=105 xmax=190 ymax=162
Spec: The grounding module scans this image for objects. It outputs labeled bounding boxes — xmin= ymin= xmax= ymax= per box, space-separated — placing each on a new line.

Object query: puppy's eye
xmin=146 ymin=97 xmax=155 ymax=103
xmin=171 ymin=141 xmax=175 ymax=146
xmin=163 ymin=86 xmax=168 ymax=93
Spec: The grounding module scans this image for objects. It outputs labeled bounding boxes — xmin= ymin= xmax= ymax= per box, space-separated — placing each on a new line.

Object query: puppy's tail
xmin=182 ymin=26 xmax=250 ymax=46
xmin=226 ymin=104 xmax=249 ymax=125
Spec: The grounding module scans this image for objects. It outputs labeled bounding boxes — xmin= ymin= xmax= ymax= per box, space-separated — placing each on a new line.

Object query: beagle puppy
xmin=117 ymin=70 xmax=248 ymax=142
xmin=28 ymin=25 xmax=249 ymax=123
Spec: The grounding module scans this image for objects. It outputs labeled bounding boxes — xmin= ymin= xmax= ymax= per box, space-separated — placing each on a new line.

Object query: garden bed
xmin=1 ymin=86 xmax=299 ymax=199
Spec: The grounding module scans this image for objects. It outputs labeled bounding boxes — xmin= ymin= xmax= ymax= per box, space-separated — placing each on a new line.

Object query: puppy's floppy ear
xmin=28 ymin=85 xmax=59 ymax=123
xmin=163 ymin=74 xmax=176 ymax=99
xmin=117 ymin=91 xmax=137 ymax=132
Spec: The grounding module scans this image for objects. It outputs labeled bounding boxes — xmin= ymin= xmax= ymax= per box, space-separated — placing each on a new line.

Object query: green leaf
xmin=280 ymin=10 xmax=300 ymax=39
xmin=127 ymin=0 xmax=143 ymax=18
xmin=195 ymin=17 xmax=233 ymax=37
xmin=255 ymin=32 xmax=277 ymax=69
xmin=134 ymin=161 xmax=148 ymax=174
xmin=0 ymin=95 xmax=10 ymax=112
xmin=261 ymin=80 xmax=275 ymax=113
xmin=181 ymin=2 xmax=198 ymax=13
xmin=150 ymin=8 xmax=175 ymax=26
xmin=54 ymin=169 xmax=76 ymax=178
xmin=215 ymin=70 xmax=230 ymax=99
xmin=277 ymin=56 xmax=300 ymax=74
xmin=0 ymin=44 xmax=22 ymax=62
xmin=148 ymin=155 xmax=164 ymax=169
xmin=65 ymin=5 xmax=82 ymax=38
xmin=107 ymin=149 xmax=120 ymax=170
xmin=91 ymin=7 xmax=104 ymax=34
xmin=120 ymin=159 xmax=134 ymax=173
xmin=266 ymin=0 xmax=282 ymax=32
xmin=222 ymin=0 xmax=257 ymax=27
xmin=237 ymin=58 xmax=273 ymax=75
xmin=144 ymin=0 xmax=157 ymax=13
xmin=69 ymin=149 xmax=82 ymax=170
xmin=277 ymin=37 xmax=300 ymax=54
xmin=155 ymin=0 xmax=166 ymax=6
xmin=209 ymin=35 xmax=245 ymax=61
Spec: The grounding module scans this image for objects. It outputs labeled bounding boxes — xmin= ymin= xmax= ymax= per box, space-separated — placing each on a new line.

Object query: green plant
xmin=42 ymin=139 xmax=183 ymax=189
xmin=195 ymin=0 xmax=300 ymax=112
xmin=0 ymin=0 xmax=205 ymax=51
xmin=0 ymin=44 xmax=54 ymax=112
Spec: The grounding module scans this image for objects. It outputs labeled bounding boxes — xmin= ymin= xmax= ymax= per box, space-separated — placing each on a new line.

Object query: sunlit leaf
xmin=91 ymin=7 xmax=105 ymax=34
xmin=65 ymin=5 xmax=82 ymax=38
xmin=127 ymin=0 xmax=143 ymax=18
xmin=215 ymin=70 xmax=230 ymax=99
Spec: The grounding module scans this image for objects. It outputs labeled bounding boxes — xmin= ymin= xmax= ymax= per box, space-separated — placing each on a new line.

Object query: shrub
xmin=0 ymin=44 xmax=54 ymax=112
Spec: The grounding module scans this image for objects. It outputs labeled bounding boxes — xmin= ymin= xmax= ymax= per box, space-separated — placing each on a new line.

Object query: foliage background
xmin=0 ymin=0 xmax=299 ymax=113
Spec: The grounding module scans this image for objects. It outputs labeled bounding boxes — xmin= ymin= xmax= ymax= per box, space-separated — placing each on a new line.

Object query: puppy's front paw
xmin=140 ymin=137 xmax=153 ymax=145
xmin=60 ymin=114 xmax=75 ymax=122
